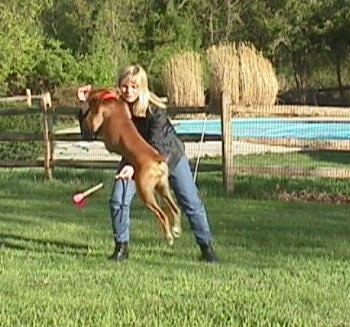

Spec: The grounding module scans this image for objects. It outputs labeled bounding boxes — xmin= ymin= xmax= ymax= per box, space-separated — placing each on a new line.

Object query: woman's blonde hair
xmin=117 ymin=64 xmax=166 ymax=117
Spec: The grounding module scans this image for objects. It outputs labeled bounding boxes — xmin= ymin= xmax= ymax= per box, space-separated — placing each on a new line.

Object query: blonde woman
xmin=78 ymin=64 xmax=218 ymax=263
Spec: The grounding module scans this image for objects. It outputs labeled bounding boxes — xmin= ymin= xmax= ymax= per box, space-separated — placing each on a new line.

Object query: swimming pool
xmin=174 ymin=118 xmax=350 ymax=140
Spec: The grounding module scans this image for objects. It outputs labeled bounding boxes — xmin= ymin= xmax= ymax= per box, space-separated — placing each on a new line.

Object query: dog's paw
xmin=166 ymin=236 xmax=175 ymax=247
xmin=171 ymin=226 xmax=182 ymax=239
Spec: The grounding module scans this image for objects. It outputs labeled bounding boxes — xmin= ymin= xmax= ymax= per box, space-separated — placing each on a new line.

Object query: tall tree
xmin=309 ymin=0 xmax=350 ymax=96
xmin=42 ymin=0 xmax=96 ymax=56
xmin=0 ymin=1 xmax=48 ymax=93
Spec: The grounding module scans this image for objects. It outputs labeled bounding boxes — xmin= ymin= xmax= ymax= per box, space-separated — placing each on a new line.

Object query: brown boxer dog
xmin=80 ymin=88 xmax=181 ymax=246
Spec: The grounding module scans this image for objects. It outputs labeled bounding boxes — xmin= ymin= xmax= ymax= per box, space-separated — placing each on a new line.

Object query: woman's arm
xmin=77 ymin=85 xmax=95 ymax=140
xmin=146 ymin=107 xmax=171 ymax=154
xmin=146 ymin=107 xmax=185 ymax=171
xmin=77 ymin=85 xmax=92 ymax=107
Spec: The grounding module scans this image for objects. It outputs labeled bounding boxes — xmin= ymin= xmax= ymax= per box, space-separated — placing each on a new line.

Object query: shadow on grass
xmin=0 ymin=232 xmax=90 ymax=256
xmin=0 ymin=167 xmax=114 ymax=184
xmin=1 ymin=168 xmax=350 ymax=265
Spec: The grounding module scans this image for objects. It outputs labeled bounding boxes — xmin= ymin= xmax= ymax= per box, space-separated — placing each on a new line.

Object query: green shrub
xmin=0 ymin=106 xmax=42 ymax=161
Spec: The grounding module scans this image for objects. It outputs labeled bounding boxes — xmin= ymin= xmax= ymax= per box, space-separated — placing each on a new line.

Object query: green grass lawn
xmin=0 ymin=168 xmax=349 ymax=326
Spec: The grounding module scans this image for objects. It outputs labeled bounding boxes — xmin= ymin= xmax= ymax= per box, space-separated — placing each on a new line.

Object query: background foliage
xmin=0 ymin=107 xmax=42 ymax=160
xmin=0 ymin=0 xmax=350 ymax=98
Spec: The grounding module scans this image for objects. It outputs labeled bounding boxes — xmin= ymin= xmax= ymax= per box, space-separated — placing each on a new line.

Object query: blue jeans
xmin=109 ymin=156 xmax=213 ymax=246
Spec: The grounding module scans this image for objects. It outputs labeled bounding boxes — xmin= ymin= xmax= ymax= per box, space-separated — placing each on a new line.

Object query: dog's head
xmin=78 ymin=88 xmax=120 ymax=140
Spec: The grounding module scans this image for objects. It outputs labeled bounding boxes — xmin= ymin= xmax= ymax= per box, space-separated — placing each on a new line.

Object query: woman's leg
xmin=169 ymin=156 xmax=213 ymax=246
xmin=169 ymin=156 xmax=218 ymax=262
xmin=109 ymin=176 xmax=136 ymax=261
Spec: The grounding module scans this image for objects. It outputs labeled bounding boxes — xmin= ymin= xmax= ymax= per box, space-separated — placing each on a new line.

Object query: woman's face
xmin=120 ymin=77 xmax=139 ymax=104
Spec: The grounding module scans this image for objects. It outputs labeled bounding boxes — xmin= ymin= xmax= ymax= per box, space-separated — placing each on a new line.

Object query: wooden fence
xmin=0 ymin=92 xmax=53 ymax=179
xmin=228 ymin=100 xmax=350 ymax=192
xmin=0 ymin=89 xmax=38 ymax=107
xmin=1 ymin=91 xmax=350 ymax=194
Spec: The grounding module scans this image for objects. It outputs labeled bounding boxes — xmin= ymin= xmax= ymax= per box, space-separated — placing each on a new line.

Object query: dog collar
xmin=100 ymin=92 xmax=118 ymax=101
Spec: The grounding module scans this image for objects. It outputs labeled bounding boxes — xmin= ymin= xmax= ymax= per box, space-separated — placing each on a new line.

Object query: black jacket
xmin=131 ymin=107 xmax=185 ymax=172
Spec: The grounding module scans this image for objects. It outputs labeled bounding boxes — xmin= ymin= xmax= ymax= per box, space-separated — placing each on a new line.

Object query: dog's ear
xmin=78 ymin=109 xmax=96 ymax=140
xmin=90 ymin=102 xmax=110 ymax=133
xmin=91 ymin=110 xmax=104 ymax=132
xmin=87 ymin=89 xmax=103 ymax=111
xmin=85 ymin=90 xmax=104 ymax=133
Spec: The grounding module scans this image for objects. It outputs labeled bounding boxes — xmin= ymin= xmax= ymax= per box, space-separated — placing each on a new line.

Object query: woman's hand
xmin=118 ymin=165 xmax=134 ymax=180
xmin=77 ymin=85 xmax=92 ymax=102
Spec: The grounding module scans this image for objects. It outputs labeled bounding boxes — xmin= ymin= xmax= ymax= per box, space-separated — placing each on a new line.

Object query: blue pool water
xmin=174 ymin=119 xmax=350 ymax=140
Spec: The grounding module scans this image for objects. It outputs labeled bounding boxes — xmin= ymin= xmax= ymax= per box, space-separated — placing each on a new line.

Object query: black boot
xmin=109 ymin=242 xmax=129 ymax=262
xmin=199 ymin=243 xmax=218 ymax=263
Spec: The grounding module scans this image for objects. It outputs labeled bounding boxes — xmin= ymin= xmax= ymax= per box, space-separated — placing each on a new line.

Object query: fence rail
xmin=0 ymin=132 xmax=44 ymax=141
xmin=0 ymin=107 xmax=42 ymax=116
xmin=0 ymin=160 xmax=44 ymax=168
xmin=236 ymin=166 xmax=350 ymax=179
xmin=233 ymin=104 xmax=350 ymax=117
xmin=2 ymin=91 xmax=350 ymax=194
xmin=241 ymin=138 xmax=350 ymax=152
xmin=0 ymin=89 xmax=42 ymax=107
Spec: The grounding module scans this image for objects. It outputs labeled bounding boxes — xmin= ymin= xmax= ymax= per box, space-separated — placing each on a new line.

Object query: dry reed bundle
xmin=206 ymin=43 xmax=240 ymax=109
xmin=207 ymin=42 xmax=279 ymax=108
xmin=239 ymin=43 xmax=257 ymax=105
xmin=240 ymin=43 xmax=279 ymax=105
xmin=162 ymin=51 xmax=205 ymax=107
xmin=261 ymin=55 xmax=279 ymax=105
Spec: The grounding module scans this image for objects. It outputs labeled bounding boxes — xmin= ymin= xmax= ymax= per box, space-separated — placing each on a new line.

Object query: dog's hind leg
xmin=137 ymin=179 xmax=175 ymax=246
xmin=147 ymin=200 xmax=175 ymax=246
xmin=156 ymin=172 xmax=182 ymax=239
xmin=161 ymin=203 xmax=181 ymax=239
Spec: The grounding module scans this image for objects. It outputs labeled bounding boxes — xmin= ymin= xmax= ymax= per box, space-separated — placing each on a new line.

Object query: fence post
xmin=26 ymin=89 xmax=32 ymax=107
xmin=41 ymin=92 xmax=54 ymax=179
xmin=221 ymin=92 xmax=234 ymax=194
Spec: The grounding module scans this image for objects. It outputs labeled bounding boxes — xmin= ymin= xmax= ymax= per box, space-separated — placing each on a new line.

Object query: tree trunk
xmin=209 ymin=4 xmax=214 ymax=44
xmin=335 ymin=56 xmax=344 ymax=99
